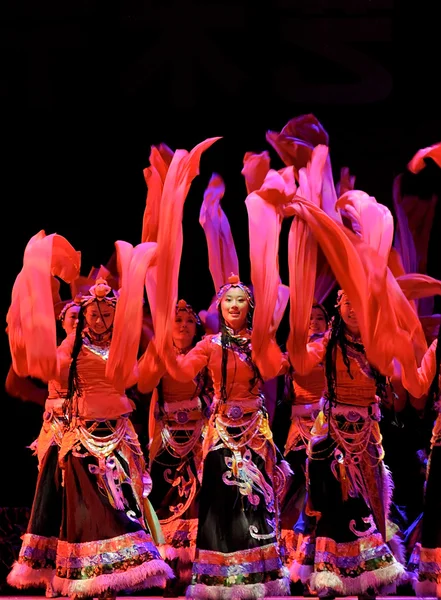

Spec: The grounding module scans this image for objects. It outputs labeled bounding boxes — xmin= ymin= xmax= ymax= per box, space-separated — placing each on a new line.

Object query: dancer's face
xmin=339 ymin=296 xmax=360 ymax=335
xmin=84 ymin=301 xmax=115 ymax=334
xmin=172 ymin=311 xmax=197 ymax=348
xmin=309 ymin=307 xmax=327 ymax=336
xmin=62 ymin=305 xmax=80 ymax=335
xmin=221 ymin=287 xmax=249 ymax=331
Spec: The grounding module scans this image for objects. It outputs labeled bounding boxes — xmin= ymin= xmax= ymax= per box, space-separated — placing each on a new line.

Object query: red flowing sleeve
xmin=7 ymin=231 xmax=80 ymax=382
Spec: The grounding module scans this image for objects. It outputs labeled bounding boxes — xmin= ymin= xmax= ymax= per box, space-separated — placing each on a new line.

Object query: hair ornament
xmin=335 ymin=289 xmax=347 ymax=308
xmin=176 ymin=299 xmax=202 ymax=325
xmin=215 ymin=273 xmax=254 ymax=308
xmin=81 ymin=277 xmax=118 ymax=308
xmin=58 ymin=294 xmax=83 ymax=322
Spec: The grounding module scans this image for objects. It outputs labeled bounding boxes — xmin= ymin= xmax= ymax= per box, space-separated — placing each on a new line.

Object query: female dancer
xmin=290 ymin=291 xmax=405 ymax=598
xmin=7 ymin=295 xmax=81 ymax=597
xmin=137 ymin=299 xmax=213 ymax=594
xmin=402 ymin=324 xmax=441 ymax=597
xmin=150 ymin=275 xmax=290 ymax=599
xmin=280 ymin=302 xmax=329 ymax=571
xmin=6 ymin=232 xmax=173 ymax=600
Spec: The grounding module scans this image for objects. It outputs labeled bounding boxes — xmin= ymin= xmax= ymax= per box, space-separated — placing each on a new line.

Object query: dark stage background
xmin=1 ymin=0 xmax=441 ymax=591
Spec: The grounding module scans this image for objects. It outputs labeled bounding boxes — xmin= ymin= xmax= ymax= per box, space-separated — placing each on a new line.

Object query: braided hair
xmin=324 ymin=312 xmax=387 ymax=425
xmin=63 ymin=307 xmax=87 ymax=421
xmin=217 ymin=298 xmax=261 ymax=404
xmin=426 ymin=323 xmax=441 ymax=420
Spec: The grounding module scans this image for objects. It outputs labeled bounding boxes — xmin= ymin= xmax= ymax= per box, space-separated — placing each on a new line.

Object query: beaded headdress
xmin=176 ymin=298 xmax=201 ymax=326
xmin=80 ymin=277 xmax=118 ymax=308
xmin=58 ymin=294 xmax=83 ymax=322
xmin=215 ymin=273 xmax=254 ymax=308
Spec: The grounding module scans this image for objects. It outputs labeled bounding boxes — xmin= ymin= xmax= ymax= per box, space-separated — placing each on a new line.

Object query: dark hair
xmin=64 ymin=308 xmax=87 ymax=421
xmin=426 ymin=323 xmax=441 ymax=415
xmin=324 ymin=312 xmax=387 ymax=425
xmin=312 ymin=302 xmax=329 ymax=325
xmin=217 ymin=297 xmax=260 ymax=403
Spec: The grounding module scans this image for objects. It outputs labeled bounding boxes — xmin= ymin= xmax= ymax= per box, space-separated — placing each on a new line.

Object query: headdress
xmin=58 ymin=294 xmax=83 ymax=322
xmin=335 ymin=289 xmax=348 ymax=308
xmin=176 ymin=298 xmax=201 ymax=326
xmin=215 ymin=273 xmax=254 ymax=308
xmin=80 ymin=277 xmax=118 ymax=308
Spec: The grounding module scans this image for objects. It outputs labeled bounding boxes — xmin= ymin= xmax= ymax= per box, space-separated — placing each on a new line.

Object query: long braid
xmin=324 ymin=315 xmax=340 ymax=424
xmin=64 ymin=308 xmax=86 ymax=422
xmin=220 ymin=319 xmax=230 ymax=404
xmin=337 ymin=318 xmax=354 ymax=380
xmin=426 ymin=324 xmax=441 ymax=419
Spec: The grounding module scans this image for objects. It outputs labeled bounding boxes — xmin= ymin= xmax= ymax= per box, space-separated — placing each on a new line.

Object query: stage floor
xmin=0 ymin=597 xmax=430 ymax=600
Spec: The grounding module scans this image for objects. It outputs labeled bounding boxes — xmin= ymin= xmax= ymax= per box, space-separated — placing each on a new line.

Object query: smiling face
xmin=84 ymin=301 xmax=115 ymax=334
xmin=309 ymin=306 xmax=327 ymax=336
xmin=220 ymin=286 xmax=249 ymax=331
xmin=172 ymin=310 xmax=197 ymax=349
xmin=339 ymin=295 xmax=360 ymax=336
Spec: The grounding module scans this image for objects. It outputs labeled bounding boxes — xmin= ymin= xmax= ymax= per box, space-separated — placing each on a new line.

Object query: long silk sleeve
xmin=245 ymin=168 xmax=295 ymax=380
xmin=137 ymin=341 xmax=166 ymax=394
xmin=286 ymin=146 xmax=327 ymax=375
xmin=106 ymin=241 xmax=157 ymax=392
xmin=285 ymin=197 xmax=427 ymax=378
xmin=154 ymin=137 xmax=221 ymax=361
xmin=163 ymin=337 xmax=211 ymax=383
xmin=199 ymin=172 xmax=239 ymax=292
xmin=241 ymin=151 xmax=271 ymax=195
xmin=400 ymin=339 xmax=438 ymax=398
xmin=141 ymin=143 xmax=174 ymax=243
xmin=396 ymin=273 xmax=441 ymax=301
xmin=7 ymin=231 xmax=80 ymax=382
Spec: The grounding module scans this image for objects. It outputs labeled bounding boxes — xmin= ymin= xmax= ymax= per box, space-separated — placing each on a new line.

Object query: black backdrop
xmin=1 ymin=0 xmax=440 ymax=521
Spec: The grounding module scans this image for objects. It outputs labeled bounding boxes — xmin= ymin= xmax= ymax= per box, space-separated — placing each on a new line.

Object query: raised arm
xmin=400 ymin=339 xmax=438 ymax=400
xmin=137 ymin=341 xmax=167 ymax=394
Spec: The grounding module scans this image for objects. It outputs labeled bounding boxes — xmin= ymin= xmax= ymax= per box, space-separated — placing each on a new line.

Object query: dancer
xmin=6 ymin=295 xmax=82 ymax=597
xmin=280 ymin=302 xmax=329 ymax=571
xmin=138 ymin=299 xmax=213 ymax=595
xmin=151 ymin=275 xmax=290 ymax=599
xmin=6 ymin=232 xmax=173 ymax=599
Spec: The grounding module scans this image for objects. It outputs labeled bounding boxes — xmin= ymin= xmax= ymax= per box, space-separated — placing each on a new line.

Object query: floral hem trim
xmin=186 ymin=571 xmax=290 ymax=599
xmin=191 ymin=543 xmax=286 ymax=586
xmin=56 ymin=530 xmax=159 ymax=580
xmin=408 ymin=543 xmax=441 ymax=594
xmin=53 ymin=558 xmax=174 ymax=597
xmin=15 ymin=533 xmax=58 ymax=570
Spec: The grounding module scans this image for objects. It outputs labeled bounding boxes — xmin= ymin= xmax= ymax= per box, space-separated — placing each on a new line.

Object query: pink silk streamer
xmin=408 ymin=141 xmax=441 ymax=174
xmin=245 ymin=167 xmax=296 ymax=379
xmin=396 ymin=273 xmax=441 ymax=301
xmin=199 ymin=172 xmax=239 ymax=293
xmin=286 ymin=146 xmax=328 ymax=375
xmin=285 ymin=195 xmax=428 ymax=380
xmin=334 ymin=190 xmax=430 ymax=364
xmin=314 ymin=248 xmax=335 ymax=304
xmin=242 ymin=151 xmax=290 ymax=336
xmin=154 ymin=137 xmax=221 ymax=360
xmin=265 ymin=114 xmax=341 ymax=223
xmin=335 ymin=191 xmax=394 ymax=261
xmin=241 ymin=151 xmax=271 ymax=195
xmin=7 ymin=231 xmax=80 ymax=382
xmin=141 ymin=143 xmax=174 ymax=243
xmin=106 ymin=241 xmax=157 ymax=392
xmin=266 ymin=115 xmax=342 ymax=303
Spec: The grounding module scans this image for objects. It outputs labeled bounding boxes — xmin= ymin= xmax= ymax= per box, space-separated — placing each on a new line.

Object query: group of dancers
xmin=4 ymin=114 xmax=441 ymax=600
